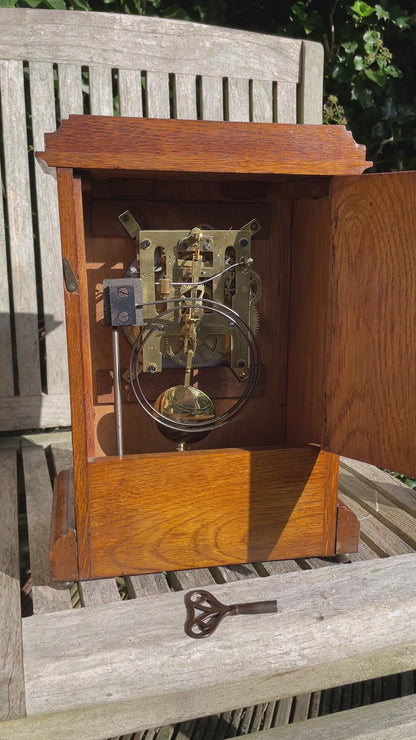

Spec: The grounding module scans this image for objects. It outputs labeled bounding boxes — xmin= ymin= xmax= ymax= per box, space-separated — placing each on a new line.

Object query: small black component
xmin=103 ymin=278 xmax=143 ymax=327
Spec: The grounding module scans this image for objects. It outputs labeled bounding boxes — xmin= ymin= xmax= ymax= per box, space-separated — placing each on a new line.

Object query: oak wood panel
xmin=85 ymin=446 xmax=337 ymax=578
xmin=323 ymin=172 xmax=416 ymax=476
xmin=19 ymin=554 xmax=416 ymax=735
xmin=49 ymin=470 xmax=78 ymax=582
xmin=38 ymin=117 xmax=370 ymax=175
xmin=286 ymin=186 xmax=331 ymax=445
xmin=56 ymin=169 xmax=95 ymax=578
xmin=0 ymin=450 xmax=25 ymax=721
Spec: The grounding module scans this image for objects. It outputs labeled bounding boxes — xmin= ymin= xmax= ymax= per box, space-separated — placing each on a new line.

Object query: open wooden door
xmin=323 ymin=170 xmax=416 ymax=476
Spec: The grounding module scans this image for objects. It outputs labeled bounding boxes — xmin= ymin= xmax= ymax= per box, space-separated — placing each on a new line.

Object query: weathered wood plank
xmin=276 ymin=82 xmax=297 ymax=123
xmin=339 ymin=467 xmax=416 ymax=548
xmin=340 ymin=491 xmax=413 ymax=557
xmin=0 ymin=450 xmax=25 ymax=721
xmin=0 ymin=177 xmax=14 ymax=398
xmin=174 ymin=74 xmax=197 ymax=120
xmin=0 ymin=394 xmax=71 ymax=431
xmin=89 ymin=66 xmax=114 ymax=116
xmin=146 ymin=70 xmax=170 ymax=118
xmin=0 ymin=10 xmax=304 ymax=84
xmin=0 ymin=59 xmax=41 ymax=397
xmin=298 ymin=40 xmax=324 ymax=124
xmin=19 ymin=554 xmax=416 ymax=737
xmin=78 ymin=579 xmax=121 ymax=606
xmin=22 ymin=444 xmax=72 ymax=613
xmin=201 ymin=76 xmax=223 ymax=121
xmin=126 ymin=572 xmax=171 ymax=598
xmin=118 ymin=68 xmax=143 ymax=117
xmin=227 ymin=77 xmax=250 ymax=122
xmin=244 ymin=694 xmax=416 ymax=739
xmin=252 ymin=79 xmax=274 ymax=123
xmin=57 ymin=63 xmax=84 ymax=119
xmin=29 ymin=61 xmax=69 ymax=398
xmin=342 ymin=457 xmax=416 ymax=517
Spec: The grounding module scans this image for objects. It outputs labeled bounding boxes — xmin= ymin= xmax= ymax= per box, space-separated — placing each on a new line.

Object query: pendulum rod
xmin=112 ymin=326 xmax=124 ymax=456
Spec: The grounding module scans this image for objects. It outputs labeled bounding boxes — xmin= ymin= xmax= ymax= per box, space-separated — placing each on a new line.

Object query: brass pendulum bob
xmin=153 ymin=384 xmax=215 ymax=447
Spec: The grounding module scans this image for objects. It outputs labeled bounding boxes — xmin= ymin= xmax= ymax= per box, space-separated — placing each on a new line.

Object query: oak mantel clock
xmin=37 ymin=116 xmax=416 ymax=581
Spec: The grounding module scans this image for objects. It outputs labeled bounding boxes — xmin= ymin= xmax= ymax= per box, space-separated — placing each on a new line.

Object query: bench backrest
xmin=0 ymin=8 xmax=323 ymax=431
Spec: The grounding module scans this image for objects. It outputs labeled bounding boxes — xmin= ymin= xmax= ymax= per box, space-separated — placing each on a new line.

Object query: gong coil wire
xmin=129 ymin=296 xmax=261 ymax=434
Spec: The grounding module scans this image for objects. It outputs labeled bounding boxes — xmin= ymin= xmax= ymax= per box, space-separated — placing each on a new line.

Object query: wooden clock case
xmin=37 ymin=116 xmax=416 ymax=581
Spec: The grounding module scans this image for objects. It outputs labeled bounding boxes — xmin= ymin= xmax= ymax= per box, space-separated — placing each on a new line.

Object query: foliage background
xmin=2 ymin=0 xmax=415 ymax=170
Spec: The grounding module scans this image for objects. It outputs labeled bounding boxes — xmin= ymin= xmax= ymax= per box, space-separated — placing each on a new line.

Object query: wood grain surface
xmin=56 ymin=169 xmax=95 ymax=578
xmin=0 ymin=450 xmax=25 ymax=721
xmin=323 ymin=171 xmax=416 ymax=476
xmin=18 ymin=553 xmax=416 ymax=737
xmin=83 ymin=446 xmax=338 ymax=577
xmin=38 ymin=116 xmax=369 ymax=175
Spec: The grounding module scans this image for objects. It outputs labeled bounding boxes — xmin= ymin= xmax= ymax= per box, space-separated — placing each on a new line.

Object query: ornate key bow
xmin=184 ymin=588 xmax=277 ymax=638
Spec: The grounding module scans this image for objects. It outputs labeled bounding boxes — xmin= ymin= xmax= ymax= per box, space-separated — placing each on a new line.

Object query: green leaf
xmin=352 ymin=1 xmax=375 ymax=18
xmin=0 ymin=0 xmax=18 ymax=6
xmin=353 ymin=56 xmax=365 ymax=71
xmin=375 ymin=4 xmax=389 ymax=20
xmin=364 ymin=67 xmax=387 ymax=86
xmin=44 ymin=0 xmax=67 ymax=7
xmin=342 ymin=41 xmax=358 ymax=54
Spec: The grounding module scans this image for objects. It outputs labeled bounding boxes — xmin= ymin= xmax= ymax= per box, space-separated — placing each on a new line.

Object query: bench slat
xmin=57 ymin=63 xmax=84 ymax=119
xmin=201 ymin=76 xmax=224 ymax=121
xmin=89 ymin=65 xmax=114 ymax=116
xmin=19 ymin=553 xmax=416 ymax=736
xmin=0 ymin=10 xmax=304 ymax=84
xmin=0 ymin=187 xmax=14 ymax=398
xmin=245 ymin=694 xmax=416 ymax=739
xmin=118 ymin=68 xmax=143 ymax=117
xmin=276 ymin=82 xmax=297 ymax=124
xmin=0 ymin=59 xmax=41 ymax=397
xmin=29 ymin=61 xmax=70 ymax=398
xmin=174 ymin=74 xmax=197 ymax=120
xmin=0 ymin=449 xmax=25 ymax=721
xmin=22 ymin=444 xmax=72 ymax=613
xmin=146 ymin=70 xmax=171 ymax=118
xmin=252 ymin=79 xmax=274 ymax=123
xmin=227 ymin=77 xmax=250 ymax=122
xmin=339 ymin=467 xmax=416 ymax=548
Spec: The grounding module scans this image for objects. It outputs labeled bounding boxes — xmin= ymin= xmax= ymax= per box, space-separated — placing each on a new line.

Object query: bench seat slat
xmin=0 ymin=450 xmax=25 ymax=721
xmin=245 ymin=694 xmax=416 ymax=739
xmin=22 ymin=444 xmax=72 ymax=613
xmin=20 ymin=553 xmax=416 ymax=735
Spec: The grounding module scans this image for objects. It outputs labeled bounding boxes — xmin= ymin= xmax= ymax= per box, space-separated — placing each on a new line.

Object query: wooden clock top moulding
xmin=36 ymin=115 xmax=371 ymax=176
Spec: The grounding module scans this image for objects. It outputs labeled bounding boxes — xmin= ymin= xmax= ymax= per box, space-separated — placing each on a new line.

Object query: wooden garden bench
xmin=1 ymin=9 xmax=416 ymax=739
